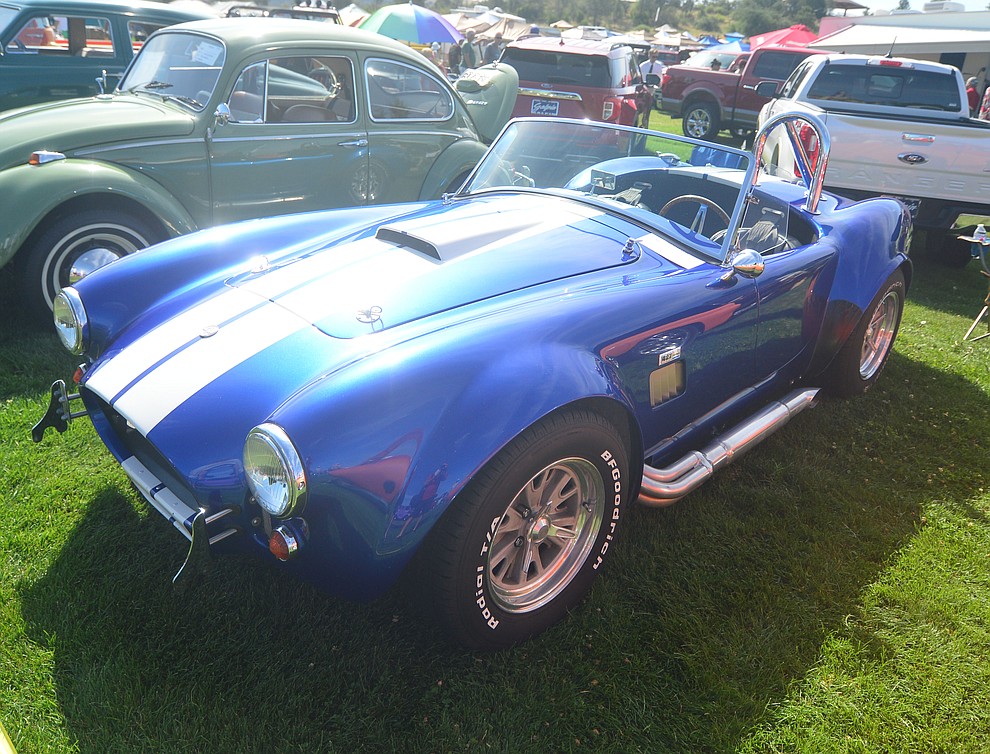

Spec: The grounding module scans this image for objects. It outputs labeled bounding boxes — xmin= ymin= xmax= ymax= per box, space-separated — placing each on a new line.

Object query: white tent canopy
xmin=811 ymin=24 xmax=990 ymax=55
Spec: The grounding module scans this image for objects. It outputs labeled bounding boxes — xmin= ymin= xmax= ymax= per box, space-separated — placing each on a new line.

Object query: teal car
xmin=0 ymin=0 xmax=209 ymax=111
xmin=0 ymin=17 xmax=517 ymax=315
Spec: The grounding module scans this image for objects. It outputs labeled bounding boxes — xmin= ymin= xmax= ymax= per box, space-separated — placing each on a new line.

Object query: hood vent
xmin=375 ymin=226 xmax=440 ymax=260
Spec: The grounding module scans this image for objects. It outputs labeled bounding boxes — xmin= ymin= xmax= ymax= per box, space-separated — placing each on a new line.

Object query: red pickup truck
xmin=660 ymin=45 xmax=823 ymax=141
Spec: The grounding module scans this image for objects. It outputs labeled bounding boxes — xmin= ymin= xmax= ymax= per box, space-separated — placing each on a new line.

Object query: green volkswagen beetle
xmin=0 ymin=17 xmax=518 ymax=315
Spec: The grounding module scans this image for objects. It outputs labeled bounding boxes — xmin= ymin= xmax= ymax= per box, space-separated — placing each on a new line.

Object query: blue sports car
xmin=35 ymin=114 xmax=912 ymax=649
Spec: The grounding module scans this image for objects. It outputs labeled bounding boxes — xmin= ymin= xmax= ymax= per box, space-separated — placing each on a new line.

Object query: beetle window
xmin=228 ymin=56 xmax=356 ymax=123
xmin=366 ymin=58 xmax=454 ymax=121
xmin=6 ymin=14 xmax=114 ymax=56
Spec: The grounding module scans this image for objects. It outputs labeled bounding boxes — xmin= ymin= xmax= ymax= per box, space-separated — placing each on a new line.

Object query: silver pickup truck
xmin=757 ymin=53 xmax=990 ymax=265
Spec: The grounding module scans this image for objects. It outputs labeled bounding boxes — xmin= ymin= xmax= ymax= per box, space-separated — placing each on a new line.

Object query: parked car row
xmin=0 ymin=16 xmax=519 ymax=316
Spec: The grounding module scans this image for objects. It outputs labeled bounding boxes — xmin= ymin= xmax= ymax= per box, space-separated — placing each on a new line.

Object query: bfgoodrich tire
xmin=825 ymin=269 xmax=905 ymax=397
xmin=423 ymin=409 xmax=629 ymax=650
xmin=23 ymin=209 xmax=161 ymax=318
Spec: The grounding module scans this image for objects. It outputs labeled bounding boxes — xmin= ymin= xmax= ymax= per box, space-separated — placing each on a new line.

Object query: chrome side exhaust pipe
xmin=638 ymin=388 xmax=820 ymax=507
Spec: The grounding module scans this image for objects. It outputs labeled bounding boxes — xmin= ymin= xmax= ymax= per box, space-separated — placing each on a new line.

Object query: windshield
xmin=118 ymin=31 xmax=225 ymax=110
xmin=464 ymin=118 xmax=754 ymax=260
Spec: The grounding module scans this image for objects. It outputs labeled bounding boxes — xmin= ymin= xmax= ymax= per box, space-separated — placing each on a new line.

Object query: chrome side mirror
xmin=720 ymin=249 xmax=766 ymax=283
xmin=214 ymin=102 xmax=231 ymax=127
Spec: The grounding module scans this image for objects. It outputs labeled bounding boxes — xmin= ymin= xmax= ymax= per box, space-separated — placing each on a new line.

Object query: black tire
xmin=682 ymin=101 xmax=720 ymax=141
xmin=423 ymin=409 xmax=629 ymax=650
xmin=825 ymin=269 xmax=905 ymax=397
xmin=23 ymin=209 xmax=161 ymax=318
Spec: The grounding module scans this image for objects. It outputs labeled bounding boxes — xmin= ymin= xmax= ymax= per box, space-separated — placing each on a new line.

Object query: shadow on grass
xmin=17 ymin=343 xmax=990 ymax=753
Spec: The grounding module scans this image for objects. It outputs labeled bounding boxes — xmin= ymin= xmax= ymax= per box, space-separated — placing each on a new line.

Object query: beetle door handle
xmin=338 ymin=138 xmax=369 ymax=147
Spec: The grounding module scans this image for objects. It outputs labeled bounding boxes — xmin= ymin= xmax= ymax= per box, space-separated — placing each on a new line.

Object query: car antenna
xmin=886 ymin=36 xmax=897 ymax=58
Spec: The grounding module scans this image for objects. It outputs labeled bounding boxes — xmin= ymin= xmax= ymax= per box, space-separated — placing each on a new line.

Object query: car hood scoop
xmin=231 ymin=194 xmax=640 ymax=339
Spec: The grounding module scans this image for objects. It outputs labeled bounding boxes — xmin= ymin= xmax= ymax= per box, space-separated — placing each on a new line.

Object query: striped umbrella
xmin=360 ymin=2 xmax=463 ymax=45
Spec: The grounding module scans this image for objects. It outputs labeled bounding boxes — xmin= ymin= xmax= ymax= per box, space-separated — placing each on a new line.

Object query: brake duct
xmin=638 ymin=388 xmax=820 ymax=506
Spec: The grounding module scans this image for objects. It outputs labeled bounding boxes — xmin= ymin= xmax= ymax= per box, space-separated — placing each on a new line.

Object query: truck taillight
xmin=603 ymin=98 xmax=616 ymax=121
xmin=795 ymin=123 xmax=821 ymax=176
xmin=661 ymin=71 xmax=671 ymax=88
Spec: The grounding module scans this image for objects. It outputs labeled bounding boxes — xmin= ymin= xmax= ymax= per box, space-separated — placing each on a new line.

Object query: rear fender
xmin=418 ymin=139 xmax=489 ymax=199
xmin=0 ymin=159 xmax=197 ymax=269
xmin=807 ymin=197 xmax=912 ymax=375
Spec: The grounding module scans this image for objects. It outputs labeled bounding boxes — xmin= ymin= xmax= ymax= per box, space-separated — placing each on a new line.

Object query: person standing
xmin=447 ymin=40 xmax=462 ymax=76
xmin=460 ymin=29 xmax=479 ymax=71
xmin=967 ymin=76 xmax=980 ymax=116
xmin=637 ymin=48 xmax=665 ymax=129
xmin=483 ymin=32 xmax=503 ymax=64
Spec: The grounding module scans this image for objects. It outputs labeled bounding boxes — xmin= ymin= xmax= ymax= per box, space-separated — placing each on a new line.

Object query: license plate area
xmin=530 ymin=98 xmax=559 ymax=116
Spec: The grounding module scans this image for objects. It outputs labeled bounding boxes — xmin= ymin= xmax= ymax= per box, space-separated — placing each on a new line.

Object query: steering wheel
xmin=658 ymin=194 xmax=730 ymax=234
xmin=309 ymin=62 xmax=340 ymax=97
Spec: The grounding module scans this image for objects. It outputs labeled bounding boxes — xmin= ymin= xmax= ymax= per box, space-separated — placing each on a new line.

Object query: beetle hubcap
xmin=487 ymin=457 xmax=605 ymax=614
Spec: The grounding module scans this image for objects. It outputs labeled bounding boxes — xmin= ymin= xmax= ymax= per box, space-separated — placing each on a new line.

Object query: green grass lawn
xmin=2 ymin=185 xmax=990 ymax=752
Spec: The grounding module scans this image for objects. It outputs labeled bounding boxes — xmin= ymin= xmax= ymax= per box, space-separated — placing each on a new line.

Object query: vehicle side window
xmin=228 ymin=56 xmax=356 ymax=124
xmin=751 ymin=52 xmax=806 ymax=81
xmin=611 ymin=51 xmax=637 ymax=86
xmin=778 ymin=60 xmax=813 ymax=99
xmin=365 ymin=58 xmax=454 ymax=121
xmin=7 ymin=14 xmax=114 ymax=56
xmin=127 ymin=21 xmax=165 ymax=54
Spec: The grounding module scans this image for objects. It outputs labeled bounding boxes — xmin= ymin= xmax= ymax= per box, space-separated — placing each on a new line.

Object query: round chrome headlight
xmin=53 ymin=288 xmax=87 ymax=355
xmin=243 ymin=423 xmax=306 ymax=518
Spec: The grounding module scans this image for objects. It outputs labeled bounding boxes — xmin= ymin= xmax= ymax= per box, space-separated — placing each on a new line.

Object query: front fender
xmin=417 ymin=138 xmax=489 ymax=199
xmin=0 ymin=159 xmax=198 ymax=269
xmin=272 ymin=329 xmax=636 ymax=600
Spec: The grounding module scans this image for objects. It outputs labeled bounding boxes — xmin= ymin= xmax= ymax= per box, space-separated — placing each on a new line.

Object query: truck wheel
xmin=422 ymin=409 xmax=629 ymax=650
xmin=23 ymin=209 xmax=161 ymax=318
xmin=825 ymin=270 xmax=904 ymax=397
xmin=683 ymin=102 xmax=720 ymax=141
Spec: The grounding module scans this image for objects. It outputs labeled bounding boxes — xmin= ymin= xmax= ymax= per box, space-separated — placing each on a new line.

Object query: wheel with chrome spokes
xmin=826 ymin=269 xmax=905 ymax=396
xmin=422 ymin=409 xmax=629 ymax=650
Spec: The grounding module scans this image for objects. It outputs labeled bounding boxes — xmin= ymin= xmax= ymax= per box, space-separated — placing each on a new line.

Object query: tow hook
xmin=31 ymin=380 xmax=88 ymax=442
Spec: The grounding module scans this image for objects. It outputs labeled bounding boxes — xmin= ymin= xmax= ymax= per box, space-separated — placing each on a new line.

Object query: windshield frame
xmin=459 ymin=117 xmax=758 ymax=264
xmin=117 ymin=29 xmax=226 ymax=112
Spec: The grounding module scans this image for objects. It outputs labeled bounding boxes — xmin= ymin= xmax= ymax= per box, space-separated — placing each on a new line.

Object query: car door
xmin=208 ymin=53 xmax=370 ymax=225
xmin=0 ymin=10 xmax=128 ymax=111
xmin=602 ymin=249 xmax=762 ymax=460
xmin=362 ymin=56 xmax=468 ymax=203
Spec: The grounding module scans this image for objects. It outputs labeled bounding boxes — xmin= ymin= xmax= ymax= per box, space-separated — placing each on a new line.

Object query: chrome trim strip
xmin=518 ymin=87 xmax=582 ymax=102
xmin=74 ymin=137 xmax=204 ymax=156
xmin=121 ymin=456 xmax=197 ymax=542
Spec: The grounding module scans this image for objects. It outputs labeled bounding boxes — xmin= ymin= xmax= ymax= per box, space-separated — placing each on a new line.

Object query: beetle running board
xmin=638 ymin=388 xmax=820 ymax=507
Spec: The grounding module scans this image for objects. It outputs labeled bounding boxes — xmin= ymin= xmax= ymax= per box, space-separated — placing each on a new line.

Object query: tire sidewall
xmin=453 ymin=417 xmax=628 ymax=649
xmin=24 ymin=210 xmax=157 ymax=316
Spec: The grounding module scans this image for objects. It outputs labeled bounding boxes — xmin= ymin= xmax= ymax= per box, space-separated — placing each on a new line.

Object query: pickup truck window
xmin=751 ymin=51 xmax=809 ymax=81
xmin=807 ymin=66 xmax=961 ymax=111
xmin=779 ymin=60 xmax=814 ymax=99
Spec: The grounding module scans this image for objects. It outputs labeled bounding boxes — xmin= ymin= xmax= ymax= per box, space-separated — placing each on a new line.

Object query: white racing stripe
xmin=636 ymin=233 xmax=706 ymax=269
xmin=111 ymin=301 xmax=310 ymax=436
xmin=86 ymin=287 xmax=263 ymax=403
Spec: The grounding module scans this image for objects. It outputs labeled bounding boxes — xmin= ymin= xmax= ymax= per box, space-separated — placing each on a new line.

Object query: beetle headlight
xmin=53 ymin=288 xmax=87 ymax=355
xmin=244 ymin=423 xmax=306 ymax=518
